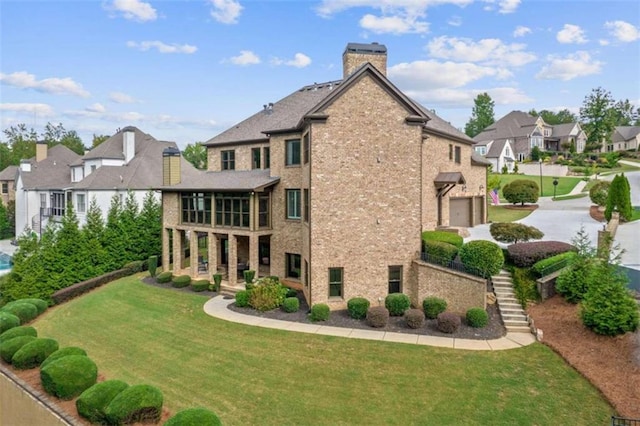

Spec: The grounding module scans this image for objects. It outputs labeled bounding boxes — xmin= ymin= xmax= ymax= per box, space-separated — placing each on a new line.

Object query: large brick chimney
xmin=36 ymin=140 xmax=48 ymax=162
xmin=162 ymin=147 xmax=181 ymax=186
xmin=343 ymin=42 xmax=387 ymax=78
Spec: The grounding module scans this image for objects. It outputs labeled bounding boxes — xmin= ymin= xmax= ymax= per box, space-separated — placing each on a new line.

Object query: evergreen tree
xmin=81 ymin=197 xmax=107 ymax=277
xmin=605 ymin=174 xmax=633 ymax=222
xmin=464 ymin=93 xmax=495 ymax=138
xmin=103 ymin=194 xmax=126 ymax=270
xmin=121 ymin=191 xmax=141 ymax=262
xmin=0 ymin=199 xmax=10 ymax=239
xmin=138 ymin=190 xmax=162 ymax=260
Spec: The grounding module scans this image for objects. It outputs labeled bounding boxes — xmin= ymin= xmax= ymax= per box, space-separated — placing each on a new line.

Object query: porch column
xmin=162 ymin=228 xmax=170 ymax=272
xmin=173 ymin=230 xmax=183 ymax=275
xmin=208 ymin=232 xmax=217 ymax=277
xmin=228 ymin=234 xmax=238 ymax=285
xmin=190 ymin=230 xmax=198 ymax=277
xmin=249 ymin=234 xmax=259 ymax=278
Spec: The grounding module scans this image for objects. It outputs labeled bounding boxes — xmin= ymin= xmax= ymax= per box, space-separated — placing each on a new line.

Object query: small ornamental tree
xmin=490 ymin=223 xmax=544 ymax=244
xmin=459 ymin=240 xmax=504 ymax=278
xmin=502 ymin=179 xmax=539 ymax=206
xmin=605 ymin=174 xmax=633 ymax=221
xmin=589 ymin=180 xmax=610 ymax=207
xmin=530 ymin=146 xmax=541 ymax=162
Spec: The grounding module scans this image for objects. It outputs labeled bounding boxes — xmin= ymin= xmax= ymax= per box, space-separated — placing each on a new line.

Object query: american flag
xmin=490 ymin=189 xmax=500 ymax=205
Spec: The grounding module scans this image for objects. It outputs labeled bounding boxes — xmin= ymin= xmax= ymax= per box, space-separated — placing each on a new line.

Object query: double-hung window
xmin=263 ymin=147 xmax=270 ymax=169
xmin=221 ymin=150 xmax=235 ymax=170
xmin=329 ymin=267 xmax=343 ymax=298
xmin=454 ymin=146 xmax=461 ymax=164
xmin=286 ymin=189 xmax=301 ymax=220
xmin=388 ymin=266 xmax=402 ymax=293
xmin=76 ymin=194 xmax=86 ymax=214
xmin=286 ymin=139 xmax=301 ymax=166
xmin=252 ymin=148 xmax=261 ymax=169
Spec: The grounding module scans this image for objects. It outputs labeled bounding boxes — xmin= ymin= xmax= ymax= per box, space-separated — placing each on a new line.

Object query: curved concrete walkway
xmin=203 ymin=296 xmax=536 ymax=351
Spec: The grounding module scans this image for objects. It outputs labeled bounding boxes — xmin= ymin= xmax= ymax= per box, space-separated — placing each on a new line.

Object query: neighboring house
xmin=473 ymin=139 xmax=515 ymax=173
xmin=474 ymin=111 xmax=586 ymax=161
xmin=160 ymin=42 xmax=490 ymax=310
xmin=0 ymin=165 xmax=18 ymax=206
xmin=15 ymin=126 xmax=192 ymax=235
xmin=608 ymin=126 xmax=640 ymax=152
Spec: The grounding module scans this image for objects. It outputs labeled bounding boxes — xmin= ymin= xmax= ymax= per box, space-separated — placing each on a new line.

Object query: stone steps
xmin=491 ymin=270 xmax=533 ymax=334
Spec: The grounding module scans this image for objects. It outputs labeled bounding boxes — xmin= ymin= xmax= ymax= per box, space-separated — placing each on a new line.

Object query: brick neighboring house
xmin=160 ymin=43 xmax=490 ymax=309
xmin=0 ymin=165 xmax=18 ymax=207
xmin=14 ymin=126 xmax=192 ymax=236
xmin=474 ymin=111 xmax=586 ymax=161
xmin=608 ymin=126 xmax=640 ymax=152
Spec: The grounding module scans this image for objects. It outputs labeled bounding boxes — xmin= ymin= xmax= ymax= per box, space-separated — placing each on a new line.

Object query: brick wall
xmin=207 ymin=142 xmax=268 ymax=172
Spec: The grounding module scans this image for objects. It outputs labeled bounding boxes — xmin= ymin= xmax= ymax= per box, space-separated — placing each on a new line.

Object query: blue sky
xmin=1 ymin=0 xmax=639 ymax=149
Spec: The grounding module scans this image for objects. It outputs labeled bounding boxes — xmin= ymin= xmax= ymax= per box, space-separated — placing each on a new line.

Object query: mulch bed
xmin=502 ymin=204 xmax=539 ymax=211
xmin=527 ymin=295 xmax=640 ymax=418
xmin=589 ymin=205 xmax=606 ymax=222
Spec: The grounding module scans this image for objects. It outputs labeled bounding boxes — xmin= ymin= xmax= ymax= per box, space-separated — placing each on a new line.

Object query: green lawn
xmin=492 ymin=174 xmax=582 ymax=198
xmin=487 ymin=205 xmax=533 ymax=222
xmin=34 ymin=277 xmax=614 ymax=425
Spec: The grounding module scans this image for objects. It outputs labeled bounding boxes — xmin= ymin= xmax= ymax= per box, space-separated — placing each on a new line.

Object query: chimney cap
xmin=121 ymin=126 xmax=136 ymax=132
xmin=162 ymin=146 xmax=181 ymax=157
xmin=344 ymin=42 xmax=387 ymax=55
xmin=36 ymin=139 xmax=47 ymax=145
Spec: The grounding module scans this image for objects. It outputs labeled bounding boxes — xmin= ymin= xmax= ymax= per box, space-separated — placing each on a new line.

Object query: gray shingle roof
xmin=614 ymin=126 xmax=640 ymax=142
xmin=0 ymin=165 xmax=18 ymax=181
xmin=551 ymin=123 xmax=576 ymax=137
xmin=473 ymin=111 xmax=538 ymax=142
xmin=163 ymin=169 xmax=280 ymax=192
xmin=486 ymin=139 xmax=507 ymax=158
xmin=82 ymin=127 xmax=152 ymax=160
xmin=20 ymin=145 xmax=81 ymax=190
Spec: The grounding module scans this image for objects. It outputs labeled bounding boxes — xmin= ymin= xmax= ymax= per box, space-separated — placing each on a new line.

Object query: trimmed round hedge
xmin=282 ymin=297 xmax=300 ymax=313
xmin=404 ymin=309 xmax=425 ymax=329
xmin=40 ymin=355 xmax=98 ymax=400
xmin=76 ymin=380 xmax=129 ymax=424
xmin=235 ymin=290 xmax=250 ymax=308
xmin=0 ymin=325 xmax=37 ymax=343
xmin=309 ymin=304 xmax=330 ymax=322
xmin=367 ymin=306 xmax=389 ymax=328
xmin=422 ymin=297 xmax=447 ymax=319
xmin=165 ymin=408 xmax=222 ymax=426
xmin=437 ymin=312 xmax=461 ymax=333
xmin=172 ymin=275 xmax=192 ymax=288
xmin=285 ymin=288 xmax=298 ymax=298
xmin=41 ymin=346 xmax=88 ymax=369
xmin=1 ymin=302 xmax=39 ymax=324
xmin=385 ymin=293 xmax=411 ymax=316
xmin=459 ymin=240 xmax=504 ymax=278
xmin=104 ymin=384 xmax=163 ymax=425
xmin=156 ymin=271 xmax=173 ymax=284
xmin=190 ymin=280 xmax=210 ymax=292
xmin=466 ymin=308 xmax=489 ymax=328
xmin=0 ymin=311 xmax=21 ymax=334
xmin=3 ymin=299 xmax=48 ymax=315
xmin=347 ymin=297 xmax=370 ymax=320
xmin=12 ymin=338 xmax=59 ymax=369
xmin=0 ymin=335 xmax=36 ymax=363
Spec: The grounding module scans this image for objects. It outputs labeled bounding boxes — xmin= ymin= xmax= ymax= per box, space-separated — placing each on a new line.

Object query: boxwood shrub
xmin=0 ymin=335 xmax=36 ymax=363
xmin=459 ymin=240 xmax=504 ymax=278
xmin=437 ymin=312 xmax=461 ymax=333
xmin=423 ymin=240 xmax=459 ymax=265
xmin=156 ymin=271 xmax=173 ymax=284
xmin=12 ymin=338 xmax=59 ymax=369
xmin=172 ymin=275 xmax=192 ymax=288
xmin=404 ymin=308 xmax=425 ymax=329
xmin=104 ymin=384 xmax=163 ymax=425
xmin=165 ymin=408 xmax=222 ymax=426
xmin=41 ymin=346 xmax=88 ymax=369
xmin=466 ymin=308 xmax=489 ymax=328
xmin=421 ymin=230 xmax=463 ymax=248
xmin=0 ymin=312 xmax=20 ymax=334
xmin=76 ymin=380 xmax=129 ymax=424
xmin=385 ymin=293 xmax=411 ymax=316
xmin=3 ymin=298 xmax=48 ymax=315
xmin=235 ymin=290 xmax=250 ymax=308
xmin=40 ymin=355 xmax=98 ymax=400
xmin=367 ymin=306 xmax=389 ymax=328
xmin=0 ymin=325 xmax=37 ymax=343
xmin=309 ymin=304 xmax=330 ymax=322
xmin=507 ymin=241 xmax=575 ymax=268
xmin=1 ymin=302 xmax=39 ymax=324
xmin=531 ymin=251 xmax=577 ymax=277
xmin=285 ymin=288 xmax=298 ymax=298
xmin=190 ymin=280 xmax=210 ymax=292
xmin=148 ymin=255 xmax=158 ymax=278
xmin=347 ymin=297 xmax=370 ymax=320
xmin=282 ymin=297 xmax=300 ymax=313
xmin=422 ymin=297 xmax=447 ymax=319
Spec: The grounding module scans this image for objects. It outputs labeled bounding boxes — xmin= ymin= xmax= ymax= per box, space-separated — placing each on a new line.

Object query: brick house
xmin=0 ymin=165 xmax=18 ymax=207
xmin=160 ymin=43 xmax=489 ymax=309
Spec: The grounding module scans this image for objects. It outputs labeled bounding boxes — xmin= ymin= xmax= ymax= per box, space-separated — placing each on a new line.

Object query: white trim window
xmin=286 ymin=189 xmax=301 ymax=220
xmin=76 ymin=193 xmax=86 ymax=213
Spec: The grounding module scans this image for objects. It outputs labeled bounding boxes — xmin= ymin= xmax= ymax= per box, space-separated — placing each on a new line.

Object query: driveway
xmin=466 ymin=169 xmax=640 ymax=271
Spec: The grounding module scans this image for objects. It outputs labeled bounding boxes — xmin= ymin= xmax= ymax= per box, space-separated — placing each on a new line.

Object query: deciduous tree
xmin=464 ymin=93 xmax=495 ymax=138
xmin=183 ymin=142 xmax=207 ymax=170
xmin=580 ymin=87 xmax=616 ymax=152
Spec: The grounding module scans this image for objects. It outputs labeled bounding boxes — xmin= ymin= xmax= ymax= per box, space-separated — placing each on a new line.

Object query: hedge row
xmin=421 ymin=230 xmax=464 ymax=248
xmin=507 ymin=241 xmax=575 ymax=267
xmin=51 ymin=267 xmax=137 ymax=305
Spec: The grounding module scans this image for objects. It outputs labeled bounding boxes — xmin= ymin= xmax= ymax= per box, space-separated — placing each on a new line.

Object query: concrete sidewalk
xmin=202 ymin=296 xmax=536 ymax=351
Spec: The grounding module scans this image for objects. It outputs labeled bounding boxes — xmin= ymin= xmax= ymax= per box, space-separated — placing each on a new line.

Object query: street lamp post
xmin=539 ymin=159 xmax=543 ymax=197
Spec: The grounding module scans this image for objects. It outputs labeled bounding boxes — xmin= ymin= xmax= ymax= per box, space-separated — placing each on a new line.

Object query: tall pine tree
xmin=465 ymin=93 xmax=495 ymax=138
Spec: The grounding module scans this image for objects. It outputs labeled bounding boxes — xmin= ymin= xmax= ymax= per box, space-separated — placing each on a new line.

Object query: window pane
xmin=286 ymin=139 xmax=301 ymax=165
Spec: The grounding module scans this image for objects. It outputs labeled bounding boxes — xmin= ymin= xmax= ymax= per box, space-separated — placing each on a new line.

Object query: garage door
xmin=474 ymin=196 xmax=484 ymax=225
xmin=450 ymin=197 xmax=472 ymax=227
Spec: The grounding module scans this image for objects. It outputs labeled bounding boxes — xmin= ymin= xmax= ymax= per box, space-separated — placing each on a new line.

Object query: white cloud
xmin=106 ymin=0 xmax=157 ymax=22
xmin=389 ymin=60 xmax=512 ymax=91
xmin=604 ymin=20 xmax=640 ymax=42
xmin=497 ymin=0 xmax=520 ymax=14
xmin=0 ymin=71 xmax=90 ymax=97
xmin=225 ymin=50 xmax=261 ymax=66
xmin=86 ymin=103 xmax=106 ymax=113
xmin=126 ymin=40 xmax=197 ymax=54
xmin=271 ymin=53 xmax=312 ymax=68
xmin=403 ymin=87 xmax=532 ymax=108
xmin=513 ymin=25 xmax=531 ymax=37
xmin=427 ymin=36 xmax=536 ymax=67
xmin=359 ymin=14 xmax=429 ymax=34
xmin=599 ymin=39 xmax=610 ymax=46
xmin=109 ymin=92 xmax=138 ymax=104
xmin=536 ymin=51 xmax=603 ymax=81
xmin=556 ymin=24 xmax=588 ymax=44
xmin=0 ymin=103 xmax=55 ymax=116
xmin=209 ymin=0 xmax=243 ymax=24
xmin=447 ymin=15 xmax=462 ymax=26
